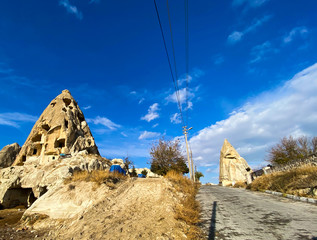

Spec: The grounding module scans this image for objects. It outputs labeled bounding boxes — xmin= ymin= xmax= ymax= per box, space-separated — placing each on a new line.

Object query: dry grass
xmin=64 ymin=170 xmax=127 ymax=188
xmin=233 ymin=181 xmax=247 ymax=188
xmin=165 ymin=171 xmax=204 ymax=239
xmin=249 ymin=165 xmax=317 ymax=198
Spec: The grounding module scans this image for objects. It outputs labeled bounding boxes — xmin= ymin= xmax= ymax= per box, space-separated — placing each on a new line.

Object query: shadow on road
xmin=208 ymin=201 xmax=217 ymax=240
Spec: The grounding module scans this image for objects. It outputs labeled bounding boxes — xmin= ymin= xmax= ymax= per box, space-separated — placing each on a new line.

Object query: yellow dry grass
xmin=233 ymin=181 xmax=247 ymax=188
xmin=165 ymin=171 xmax=204 ymax=239
xmin=249 ymin=165 xmax=317 ymax=198
xmin=64 ymin=170 xmax=127 ymax=188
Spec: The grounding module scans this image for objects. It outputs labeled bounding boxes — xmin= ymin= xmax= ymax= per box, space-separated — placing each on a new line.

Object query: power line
xmin=166 ymin=0 xmax=184 ymax=125
xmin=154 ymin=0 xmax=194 ymax=181
xmin=153 ymin=0 xmax=184 ymax=126
xmin=184 ymin=0 xmax=189 ymax=127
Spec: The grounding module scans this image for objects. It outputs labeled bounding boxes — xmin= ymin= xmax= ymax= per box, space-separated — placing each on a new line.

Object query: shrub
xmin=233 ymin=181 xmax=247 ymax=188
xmin=150 ymin=138 xmax=189 ymax=176
xmin=267 ymin=136 xmax=317 ymax=165
xmin=130 ymin=166 xmax=138 ymax=177
xmin=195 ymin=171 xmax=204 ymax=182
xmin=141 ymin=169 xmax=148 ymax=177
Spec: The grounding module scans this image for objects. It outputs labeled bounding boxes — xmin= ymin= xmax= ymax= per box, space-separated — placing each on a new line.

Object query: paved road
xmin=197 ymin=185 xmax=317 ymax=240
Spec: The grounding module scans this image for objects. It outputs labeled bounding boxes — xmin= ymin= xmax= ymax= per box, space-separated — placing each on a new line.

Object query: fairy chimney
xmin=219 ymin=139 xmax=251 ymax=186
xmin=13 ymin=90 xmax=99 ymax=165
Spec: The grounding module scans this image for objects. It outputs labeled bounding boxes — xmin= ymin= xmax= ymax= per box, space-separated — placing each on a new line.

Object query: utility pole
xmin=190 ymin=148 xmax=195 ymax=182
xmin=183 ymin=126 xmax=193 ymax=181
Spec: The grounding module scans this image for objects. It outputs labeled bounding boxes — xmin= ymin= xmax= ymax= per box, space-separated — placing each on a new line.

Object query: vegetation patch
xmin=64 ymin=170 xmax=127 ymax=188
xmin=165 ymin=171 xmax=204 ymax=239
xmin=233 ymin=181 xmax=247 ymax=188
xmin=248 ymin=165 xmax=317 ymax=199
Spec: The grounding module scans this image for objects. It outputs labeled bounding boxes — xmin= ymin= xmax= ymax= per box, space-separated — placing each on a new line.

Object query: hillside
xmin=20 ymin=177 xmax=194 ymax=240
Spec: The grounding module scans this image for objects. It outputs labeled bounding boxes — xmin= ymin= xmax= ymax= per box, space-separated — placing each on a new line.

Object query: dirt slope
xmin=40 ymin=178 xmax=186 ymax=240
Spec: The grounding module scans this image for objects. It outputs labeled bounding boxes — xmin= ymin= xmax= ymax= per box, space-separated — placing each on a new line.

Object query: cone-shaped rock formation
xmin=14 ymin=90 xmax=99 ymax=166
xmin=219 ymin=139 xmax=251 ymax=186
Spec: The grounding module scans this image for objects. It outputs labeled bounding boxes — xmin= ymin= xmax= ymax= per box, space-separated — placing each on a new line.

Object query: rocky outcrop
xmin=13 ymin=90 xmax=99 ymax=166
xmin=219 ymin=139 xmax=251 ymax=186
xmin=0 ymin=152 xmax=110 ymax=209
xmin=0 ymin=143 xmax=21 ymax=168
xmin=111 ymin=158 xmax=125 ymax=169
xmin=0 ymin=90 xmax=110 ymax=209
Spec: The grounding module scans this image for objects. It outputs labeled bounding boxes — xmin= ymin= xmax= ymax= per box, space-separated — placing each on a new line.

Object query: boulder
xmin=219 ymin=139 xmax=252 ymax=186
xmin=0 ymin=143 xmax=21 ymax=168
xmin=111 ymin=158 xmax=125 ymax=169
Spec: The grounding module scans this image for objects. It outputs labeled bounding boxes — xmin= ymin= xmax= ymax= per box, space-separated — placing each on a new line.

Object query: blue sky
xmin=1 ymin=0 xmax=317 ymax=183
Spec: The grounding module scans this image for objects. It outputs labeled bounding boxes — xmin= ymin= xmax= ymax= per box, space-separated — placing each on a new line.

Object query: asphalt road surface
xmin=197 ymin=185 xmax=317 ymax=240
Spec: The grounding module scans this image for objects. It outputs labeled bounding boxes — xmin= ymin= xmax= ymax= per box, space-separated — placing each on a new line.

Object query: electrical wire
xmin=154 ymin=0 xmax=185 ymax=126
xmin=184 ymin=0 xmax=189 ymax=127
xmin=166 ymin=0 xmax=184 ymax=126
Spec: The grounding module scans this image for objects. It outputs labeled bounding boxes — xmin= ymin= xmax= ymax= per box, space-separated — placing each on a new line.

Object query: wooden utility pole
xmin=191 ymin=150 xmax=195 ymax=182
xmin=183 ymin=126 xmax=193 ymax=181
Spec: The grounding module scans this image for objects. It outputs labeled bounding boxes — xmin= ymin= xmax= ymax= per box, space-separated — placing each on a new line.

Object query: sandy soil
xmin=0 ymin=207 xmax=45 ymax=240
xmin=40 ymin=178 xmax=187 ymax=240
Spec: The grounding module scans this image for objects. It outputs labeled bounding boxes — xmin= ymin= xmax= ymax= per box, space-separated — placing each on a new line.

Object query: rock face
xmin=13 ymin=89 xmax=99 ymax=166
xmin=219 ymin=139 xmax=251 ymax=186
xmin=0 ymin=143 xmax=21 ymax=168
xmin=0 ymin=90 xmax=110 ymax=209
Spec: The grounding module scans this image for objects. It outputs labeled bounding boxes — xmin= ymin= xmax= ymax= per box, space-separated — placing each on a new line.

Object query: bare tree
xmin=150 ymin=137 xmax=189 ymax=176
xmin=267 ymin=135 xmax=317 ymax=165
xmin=312 ymin=137 xmax=317 ymax=153
xmin=297 ymin=136 xmax=311 ymax=157
xmin=123 ymin=157 xmax=133 ymax=173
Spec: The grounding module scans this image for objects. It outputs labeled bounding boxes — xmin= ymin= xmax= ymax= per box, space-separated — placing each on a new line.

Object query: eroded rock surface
xmin=219 ymin=139 xmax=251 ymax=186
xmin=0 ymin=143 xmax=21 ymax=168
xmin=13 ymin=89 xmax=98 ymax=166
xmin=0 ymin=90 xmax=110 ymax=209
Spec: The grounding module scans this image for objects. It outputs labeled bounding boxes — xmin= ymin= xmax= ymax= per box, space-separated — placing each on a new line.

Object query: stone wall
xmin=266 ymin=153 xmax=317 ymax=174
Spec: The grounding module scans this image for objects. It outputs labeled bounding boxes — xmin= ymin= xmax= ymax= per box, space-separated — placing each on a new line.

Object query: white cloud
xmin=165 ymin=88 xmax=195 ymax=108
xmin=0 ymin=112 xmax=38 ymax=128
xmin=87 ymin=116 xmax=121 ymax=130
xmin=138 ymin=131 xmax=161 ymax=140
xmin=152 ymin=123 xmax=159 ymax=128
xmin=141 ymin=103 xmax=159 ymax=122
xmin=228 ymin=15 xmax=272 ymax=44
xmin=250 ymin=41 xmax=278 ymax=63
xmin=283 ymin=26 xmax=309 ymax=44
xmin=177 ymin=69 xmax=204 ymax=86
xmin=138 ymin=98 xmax=145 ymax=104
xmin=130 ymin=91 xmax=137 ymax=95
xmin=232 ymin=0 xmax=269 ymax=8
xmin=228 ymin=31 xmax=244 ymax=43
xmin=83 ymin=105 xmax=91 ymax=110
xmin=190 ymin=63 xmax=317 ymax=170
xmin=99 ymin=145 xmax=149 ymax=158
xmin=59 ymin=0 xmax=83 ymax=20
xmin=213 ymin=54 xmax=225 ymax=65
xmin=170 ymin=113 xmax=182 ymax=124
xmin=121 ymin=132 xmax=128 ymax=137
